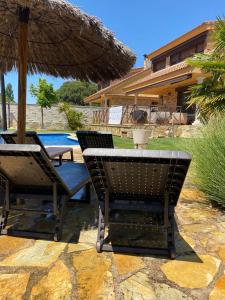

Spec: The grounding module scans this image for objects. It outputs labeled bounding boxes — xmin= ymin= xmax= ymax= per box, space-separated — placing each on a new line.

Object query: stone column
xmin=104 ymin=96 xmax=108 ymax=108
xmin=166 ymin=56 xmax=170 ymax=67
xmin=134 ymin=93 xmax=138 ymax=105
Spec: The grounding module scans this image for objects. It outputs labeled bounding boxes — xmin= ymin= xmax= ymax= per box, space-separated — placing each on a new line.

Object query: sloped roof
xmin=85 ymin=67 xmax=145 ymax=102
xmin=146 ymin=21 xmax=215 ymax=60
xmin=124 ymin=62 xmax=192 ymax=94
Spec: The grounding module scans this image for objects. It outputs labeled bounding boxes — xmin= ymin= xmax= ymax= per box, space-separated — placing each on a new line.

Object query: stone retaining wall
xmin=0 ymin=104 xmax=202 ymax=138
xmin=0 ymin=104 xmax=98 ymax=130
xmin=86 ymin=124 xmax=202 ymax=138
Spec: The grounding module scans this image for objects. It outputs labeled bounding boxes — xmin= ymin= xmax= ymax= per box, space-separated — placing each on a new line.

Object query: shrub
xmin=59 ymin=102 xmax=84 ymax=130
xmin=190 ymin=115 xmax=225 ymax=205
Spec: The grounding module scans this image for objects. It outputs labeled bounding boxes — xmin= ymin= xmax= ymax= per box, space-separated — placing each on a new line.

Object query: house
xmin=85 ymin=21 xmax=215 ymax=125
xmin=84 ymin=67 xmax=159 ymax=106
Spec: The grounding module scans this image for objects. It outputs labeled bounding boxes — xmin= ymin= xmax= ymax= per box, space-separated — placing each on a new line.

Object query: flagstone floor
xmin=0 ymin=152 xmax=225 ymax=299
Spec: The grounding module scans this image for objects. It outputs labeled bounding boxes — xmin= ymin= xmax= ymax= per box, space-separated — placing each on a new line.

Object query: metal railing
xmin=92 ymin=105 xmax=191 ymax=125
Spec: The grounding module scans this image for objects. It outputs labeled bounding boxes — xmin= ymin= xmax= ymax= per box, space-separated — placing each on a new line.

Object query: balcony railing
xmin=92 ymin=105 xmax=194 ymax=125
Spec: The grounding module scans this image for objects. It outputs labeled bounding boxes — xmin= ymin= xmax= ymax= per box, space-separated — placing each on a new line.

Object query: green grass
xmin=113 ymin=136 xmax=193 ymax=152
xmin=113 ymin=119 xmax=224 ymax=206
xmin=10 ymin=128 xmax=193 ymax=152
xmin=113 ymin=136 xmax=196 ymax=184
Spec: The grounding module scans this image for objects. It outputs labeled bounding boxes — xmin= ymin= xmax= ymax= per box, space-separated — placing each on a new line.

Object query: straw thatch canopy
xmin=0 ymin=0 xmax=136 ymax=82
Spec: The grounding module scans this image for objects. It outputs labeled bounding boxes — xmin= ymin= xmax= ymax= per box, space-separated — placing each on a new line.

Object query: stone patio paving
xmin=0 ymin=152 xmax=225 ymax=299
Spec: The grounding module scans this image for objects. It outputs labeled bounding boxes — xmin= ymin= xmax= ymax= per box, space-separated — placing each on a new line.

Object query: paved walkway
xmin=0 ymin=159 xmax=225 ymax=299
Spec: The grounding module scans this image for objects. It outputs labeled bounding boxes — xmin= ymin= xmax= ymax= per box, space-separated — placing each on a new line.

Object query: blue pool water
xmin=38 ymin=133 xmax=79 ymax=146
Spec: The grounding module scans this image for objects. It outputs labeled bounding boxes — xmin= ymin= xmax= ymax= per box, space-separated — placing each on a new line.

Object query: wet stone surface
xmin=0 ymin=174 xmax=225 ymax=299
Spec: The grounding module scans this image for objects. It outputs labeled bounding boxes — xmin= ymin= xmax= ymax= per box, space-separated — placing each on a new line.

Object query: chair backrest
xmin=76 ymin=131 xmax=114 ymax=152
xmin=1 ymin=131 xmax=49 ymax=158
xmin=0 ymin=144 xmax=69 ymax=195
xmin=83 ymin=148 xmax=191 ymax=206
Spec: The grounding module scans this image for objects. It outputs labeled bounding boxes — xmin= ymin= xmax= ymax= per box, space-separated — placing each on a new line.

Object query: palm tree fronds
xmin=187 ymin=54 xmax=225 ymax=73
xmin=213 ymin=17 xmax=225 ymax=56
xmin=186 ymin=16 xmax=225 ymax=121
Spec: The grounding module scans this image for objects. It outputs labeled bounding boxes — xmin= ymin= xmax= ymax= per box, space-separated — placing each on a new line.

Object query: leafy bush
xmin=190 ymin=116 xmax=225 ymax=205
xmin=59 ymin=102 xmax=84 ymax=130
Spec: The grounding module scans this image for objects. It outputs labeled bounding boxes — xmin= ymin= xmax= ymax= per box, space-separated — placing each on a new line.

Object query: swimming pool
xmin=38 ymin=133 xmax=79 ymax=146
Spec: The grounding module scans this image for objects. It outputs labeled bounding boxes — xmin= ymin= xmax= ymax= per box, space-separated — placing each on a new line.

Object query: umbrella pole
xmin=1 ymin=73 xmax=7 ymax=131
xmin=18 ymin=7 xmax=30 ymax=144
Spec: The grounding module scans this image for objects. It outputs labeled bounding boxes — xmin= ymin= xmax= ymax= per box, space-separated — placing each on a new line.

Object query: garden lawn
xmin=113 ymin=136 xmax=194 ymax=152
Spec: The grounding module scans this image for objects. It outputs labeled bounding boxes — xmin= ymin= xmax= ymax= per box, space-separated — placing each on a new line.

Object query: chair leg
xmin=0 ymin=181 xmax=66 ymax=241
xmin=59 ymin=155 xmax=63 ymax=166
xmin=96 ymin=202 xmax=105 ymax=252
xmin=54 ymin=196 xmax=66 ymax=242
xmin=70 ymin=150 xmax=74 ymax=162
xmin=0 ymin=182 xmax=10 ymax=235
xmin=0 ymin=210 xmax=9 ymax=235
xmin=85 ymin=182 xmax=91 ymax=203
xmin=53 ymin=183 xmax=63 ymax=242
xmin=168 ymin=213 xmax=176 ymax=259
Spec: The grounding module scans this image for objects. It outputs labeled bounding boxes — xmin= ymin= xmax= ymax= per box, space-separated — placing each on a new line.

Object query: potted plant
xmin=133 ymin=129 xmax=151 ymax=149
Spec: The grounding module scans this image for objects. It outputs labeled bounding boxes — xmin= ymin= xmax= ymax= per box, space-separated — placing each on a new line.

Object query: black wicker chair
xmin=76 ymin=131 xmax=114 ymax=152
xmin=83 ymin=148 xmax=192 ymax=258
xmin=1 ymin=131 xmax=74 ymax=166
xmin=0 ymin=144 xmax=91 ymax=241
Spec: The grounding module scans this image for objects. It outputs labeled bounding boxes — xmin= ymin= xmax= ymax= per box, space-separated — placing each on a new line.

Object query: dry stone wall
xmin=86 ymin=124 xmax=202 ymax=138
xmin=0 ymin=104 xmax=98 ymax=130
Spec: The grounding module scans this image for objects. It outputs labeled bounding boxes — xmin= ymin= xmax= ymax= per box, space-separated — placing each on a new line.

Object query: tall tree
xmin=57 ymin=80 xmax=97 ymax=106
xmin=187 ymin=17 xmax=225 ymax=120
xmin=1 ymin=73 xmax=7 ymax=131
xmin=30 ymin=79 xmax=58 ymax=129
xmin=5 ymin=83 xmax=15 ymax=128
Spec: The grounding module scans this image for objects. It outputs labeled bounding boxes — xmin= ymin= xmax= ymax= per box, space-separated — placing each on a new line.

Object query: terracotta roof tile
xmin=124 ymin=62 xmax=191 ymax=91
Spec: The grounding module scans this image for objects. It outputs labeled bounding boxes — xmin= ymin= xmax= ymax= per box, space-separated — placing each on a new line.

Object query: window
xmin=170 ymin=53 xmax=180 ymax=65
xmin=170 ymin=39 xmax=206 ymax=66
xmin=180 ymin=47 xmax=196 ymax=60
xmin=196 ymin=42 xmax=205 ymax=53
xmin=152 ymin=59 xmax=166 ymax=72
xmin=151 ymin=33 xmax=207 ymax=71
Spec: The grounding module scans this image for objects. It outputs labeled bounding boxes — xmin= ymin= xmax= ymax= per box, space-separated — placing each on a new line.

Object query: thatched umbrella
xmin=0 ymin=0 xmax=136 ymax=142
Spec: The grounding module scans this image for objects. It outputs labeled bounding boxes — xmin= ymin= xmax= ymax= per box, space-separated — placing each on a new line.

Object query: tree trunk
xmin=7 ymin=101 xmax=10 ymax=128
xmin=41 ymin=107 xmax=44 ymax=129
xmin=1 ymin=73 xmax=7 ymax=131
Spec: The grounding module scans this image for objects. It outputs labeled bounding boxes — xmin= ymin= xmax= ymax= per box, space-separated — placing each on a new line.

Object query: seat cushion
xmin=55 ymin=162 xmax=90 ymax=196
xmin=46 ymin=147 xmax=73 ymax=158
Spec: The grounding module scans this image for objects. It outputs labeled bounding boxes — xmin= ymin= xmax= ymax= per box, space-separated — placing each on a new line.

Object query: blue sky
xmin=5 ymin=0 xmax=225 ymax=104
